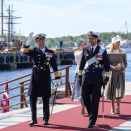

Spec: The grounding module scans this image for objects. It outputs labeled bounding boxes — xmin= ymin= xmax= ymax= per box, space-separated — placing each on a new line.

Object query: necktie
xmin=91 ymin=48 xmax=94 ymax=54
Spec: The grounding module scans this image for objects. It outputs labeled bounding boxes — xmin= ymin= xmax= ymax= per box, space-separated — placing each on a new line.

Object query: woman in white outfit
xmin=71 ymin=39 xmax=85 ymax=116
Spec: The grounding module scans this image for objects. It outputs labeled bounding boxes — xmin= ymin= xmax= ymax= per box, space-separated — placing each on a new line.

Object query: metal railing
xmin=0 ymin=65 xmax=72 ymax=111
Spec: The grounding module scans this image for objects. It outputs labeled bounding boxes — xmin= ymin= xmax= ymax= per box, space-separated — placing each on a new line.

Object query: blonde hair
xmin=110 ymin=42 xmax=123 ymax=54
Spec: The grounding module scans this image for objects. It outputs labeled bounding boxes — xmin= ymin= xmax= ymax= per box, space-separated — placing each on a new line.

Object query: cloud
xmin=2 ymin=0 xmax=131 ymax=37
xmin=67 ymin=0 xmax=95 ymax=11
xmin=5 ymin=1 xmax=59 ymax=11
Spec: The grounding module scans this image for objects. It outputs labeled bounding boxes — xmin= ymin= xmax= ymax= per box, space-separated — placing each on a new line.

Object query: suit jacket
xmin=79 ymin=45 xmax=110 ymax=85
xmin=23 ymin=45 xmax=60 ymax=97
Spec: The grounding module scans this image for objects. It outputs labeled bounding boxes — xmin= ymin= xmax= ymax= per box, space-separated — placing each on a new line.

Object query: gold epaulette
xmin=102 ymin=70 xmax=111 ymax=78
xmin=78 ymin=70 xmax=83 ymax=76
xmin=23 ymin=47 xmax=29 ymax=53
xmin=106 ymin=71 xmax=111 ymax=77
xmin=54 ymin=71 xmax=60 ymax=77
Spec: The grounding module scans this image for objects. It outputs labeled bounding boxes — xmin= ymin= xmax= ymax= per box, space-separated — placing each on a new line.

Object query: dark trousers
xmin=82 ymin=83 xmax=101 ymax=125
xmin=30 ymin=95 xmax=50 ymax=121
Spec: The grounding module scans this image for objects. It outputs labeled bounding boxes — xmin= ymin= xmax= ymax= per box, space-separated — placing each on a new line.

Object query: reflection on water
xmin=0 ymin=53 xmax=131 ymax=112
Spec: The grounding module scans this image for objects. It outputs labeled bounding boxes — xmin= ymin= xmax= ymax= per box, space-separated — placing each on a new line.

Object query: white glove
xmin=56 ymin=79 xmax=60 ymax=86
xmin=26 ymin=32 xmax=34 ymax=46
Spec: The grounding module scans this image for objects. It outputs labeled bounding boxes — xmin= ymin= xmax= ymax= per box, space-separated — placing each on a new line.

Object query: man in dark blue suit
xmin=23 ymin=33 xmax=60 ymax=126
xmin=78 ymin=31 xmax=110 ymax=128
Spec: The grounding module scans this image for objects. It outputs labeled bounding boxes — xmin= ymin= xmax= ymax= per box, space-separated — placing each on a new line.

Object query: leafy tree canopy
xmin=1 ymin=32 xmax=131 ymax=48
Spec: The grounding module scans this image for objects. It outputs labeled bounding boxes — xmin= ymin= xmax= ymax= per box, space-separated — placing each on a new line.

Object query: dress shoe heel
xmin=111 ymin=107 xmax=115 ymax=115
xmin=29 ymin=120 xmax=37 ymax=126
xmin=88 ymin=123 xmax=94 ymax=128
xmin=111 ymin=112 xmax=115 ymax=115
xmin=116 ymin=108 xmax=120 ymax=114
xmin=81 ymin=109 xmax=85 ymax=116
xmin=116 ymin=111 xmax=120 ymax=114
xmin=43 ymin=121 xmax=48 ymax=125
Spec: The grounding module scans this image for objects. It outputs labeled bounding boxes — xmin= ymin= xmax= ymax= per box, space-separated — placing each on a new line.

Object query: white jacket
xmin=74 ymin=50 xmax=83 ymax=74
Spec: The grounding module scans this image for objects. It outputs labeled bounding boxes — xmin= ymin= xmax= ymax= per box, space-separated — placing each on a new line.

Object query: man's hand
xmin=26 ymin=32 xmax=34 ymax=46
xmin=103 ymin=77 xmax=109 ymax=86
xmin=78 ymin=76 xmax=82 ymax=86
xmin=56 ymin=79 xmax=60 ymax=86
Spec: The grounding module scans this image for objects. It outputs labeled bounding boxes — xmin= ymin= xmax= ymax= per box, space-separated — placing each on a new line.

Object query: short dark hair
xmin=97 ymin=39 xmax=101 ymax=44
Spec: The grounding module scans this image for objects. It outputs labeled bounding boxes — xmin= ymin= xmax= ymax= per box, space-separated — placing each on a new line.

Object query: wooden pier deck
xmin=0 ymin=82 xmax=131 ymax=131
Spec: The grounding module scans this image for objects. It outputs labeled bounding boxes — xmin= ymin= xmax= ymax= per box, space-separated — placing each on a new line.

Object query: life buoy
xmin=55 ymin=54 xmax=57 ymax=60
xmin=70 ymin=54 xmax=72 ymax=59
xmin=16 ymin=55 xmax=19 ymax=62
xmin=24 ymin=55 xmax=28 ymax=62
xmin=29 ymin=57 xmax=32 ymax=62
xmin=20 ymin=56 xmax=24 ymax=62
xmin=0 ymin=56 xmax=4 ymax=64
xmin=64 ymin=54 xmax=66 ymax=60
xmin=66 ymin=54 xmax=69 ymax=59
xmin=6 ymin=56 xmax=10 ymax=63
xmin=60 ymin=54 xmax=62 ymax=59
xmin=69 ymin=53 xmax=72 ymax=59
xmin=72 ymin=54 xmax=75 ymax=59
xmin=10 ymin=56 xmax=14 ymax=63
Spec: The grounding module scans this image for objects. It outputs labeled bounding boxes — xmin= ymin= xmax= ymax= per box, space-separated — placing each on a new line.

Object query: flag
xmin=100 ymin=40 xmax=103 ymax=46
xmin=71 ymin=82 xmax=74 ymax=89
xmin=1 ymin=79 xmax=9 ymax=113
xmin=0 ymin=94 xmax=6 ymax=106
xmin=0 ymin=94 xmax=6 ymax=108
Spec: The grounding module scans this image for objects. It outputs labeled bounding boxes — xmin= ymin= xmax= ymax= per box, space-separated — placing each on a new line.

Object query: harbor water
xmin=0 ymin=53 xmax=131 ymax=112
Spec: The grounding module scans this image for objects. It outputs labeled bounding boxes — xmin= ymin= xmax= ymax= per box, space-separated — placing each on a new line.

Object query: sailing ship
xmin=105 ymin=21 xmax=131 ymax=53
xmin=0 ymin=0 xmax=22 ymax=51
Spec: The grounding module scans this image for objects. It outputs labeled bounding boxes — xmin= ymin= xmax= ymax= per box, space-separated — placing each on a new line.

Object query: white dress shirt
xmin=91 ymin=44 xmax=97 ymax=53
xmin=41 ymin=46 xmax=46 ymax=53
xmin=74 ymin=50 xmax=83 ymax=74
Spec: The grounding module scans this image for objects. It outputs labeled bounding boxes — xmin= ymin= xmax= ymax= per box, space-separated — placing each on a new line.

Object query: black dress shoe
xmin=88 ymin=123 xmax=94 ymax=128
xmin=43 ymin=121 xmax=48 ymax=125
xmin=29 ymin=120 xmax=37 ymax=125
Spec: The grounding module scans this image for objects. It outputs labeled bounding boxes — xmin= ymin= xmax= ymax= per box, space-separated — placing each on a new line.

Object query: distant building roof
xmin=57 ymin=41 xmax=75 ymax=45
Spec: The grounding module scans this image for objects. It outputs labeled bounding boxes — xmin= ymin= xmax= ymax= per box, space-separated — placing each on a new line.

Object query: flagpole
xmin=51 ymin=85 xmax=58 ymax=115
xmin=2 ymin=76 xmax=9 ymax=113
xmin=6 ymin=76 xmax=8 ymax=81
xmin=102 ymin=84 xmax=105 ymax=122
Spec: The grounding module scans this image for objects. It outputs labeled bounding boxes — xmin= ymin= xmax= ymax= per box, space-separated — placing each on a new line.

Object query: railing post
xmin=68 ymin=81 xmax=72 ymax=96
xmin=20 ymin=82 xmax=24 ymax=108
xmin=24 ymin=97 xmax=28 ymax=107
xmin=65 ymin=67 xmax=69 ymax=97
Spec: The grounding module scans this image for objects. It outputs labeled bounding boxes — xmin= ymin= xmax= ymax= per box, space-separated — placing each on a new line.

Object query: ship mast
xmin=1 ymin=0 xmax=3 ymax=38
xmin=126 ymin=21 xmax=128 ymax=41
xmin=8 ymin=5 xmax=11 ymax=44
xmin=0 ymin=0 xmax=22 ymax=40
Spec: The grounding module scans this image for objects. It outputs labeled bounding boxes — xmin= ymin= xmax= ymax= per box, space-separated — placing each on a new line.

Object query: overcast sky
xmin=1 ymin=0 xmax=131 ymax=38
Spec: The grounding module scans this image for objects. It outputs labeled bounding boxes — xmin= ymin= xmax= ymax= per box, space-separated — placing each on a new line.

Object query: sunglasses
xmin=81 ymin=44 xmax=85 ymax=46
